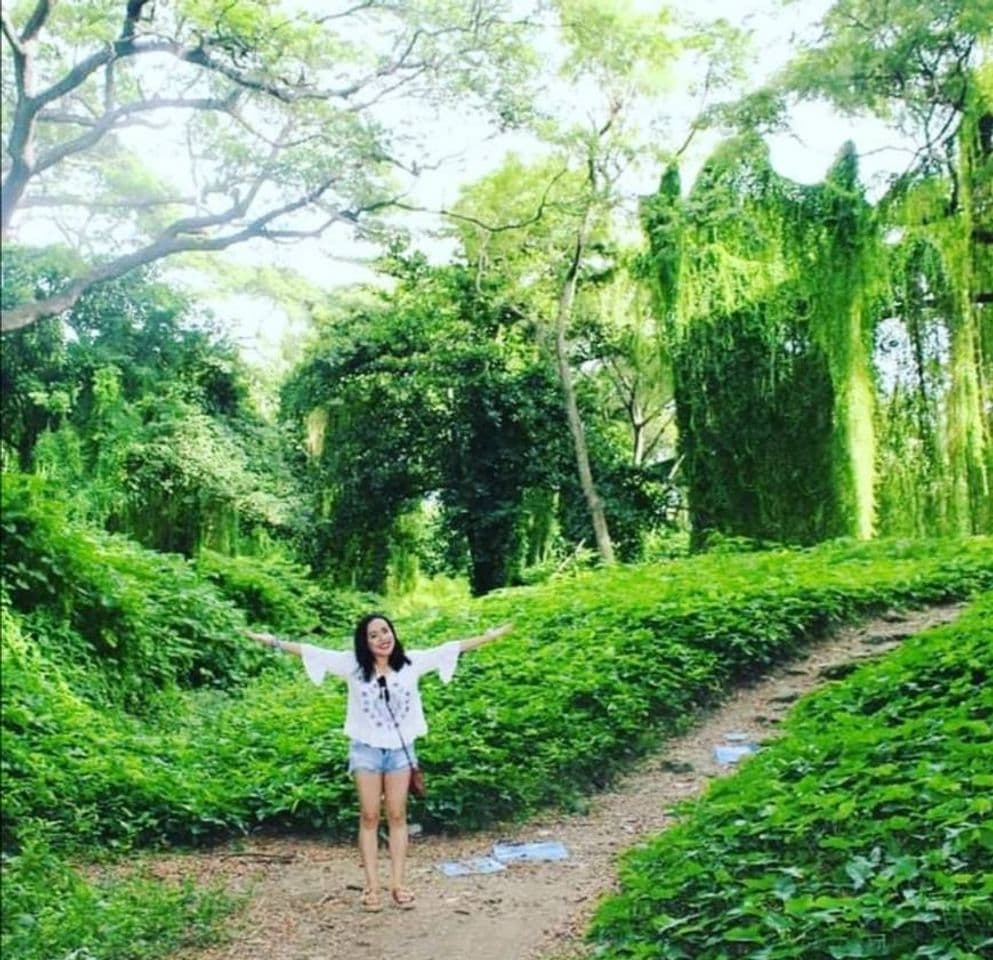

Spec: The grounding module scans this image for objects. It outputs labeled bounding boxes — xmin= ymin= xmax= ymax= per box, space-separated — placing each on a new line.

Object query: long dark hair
xmin=353 ymin=612 xmax=411 ymax=682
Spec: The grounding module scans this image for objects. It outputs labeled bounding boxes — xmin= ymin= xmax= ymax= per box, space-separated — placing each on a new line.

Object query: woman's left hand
xmin=484 ymin=623 xmax=513 ymax=641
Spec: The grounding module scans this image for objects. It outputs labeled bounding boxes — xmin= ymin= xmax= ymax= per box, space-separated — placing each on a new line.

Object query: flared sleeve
xmin=410 ymin=639 xmax=461 ymax=684
xmin=299 ymin=644 xmax=355 ymax=685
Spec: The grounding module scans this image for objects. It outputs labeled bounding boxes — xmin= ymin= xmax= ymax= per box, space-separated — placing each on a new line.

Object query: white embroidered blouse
xmin=299 ymin=640 xmax=461 ymax=749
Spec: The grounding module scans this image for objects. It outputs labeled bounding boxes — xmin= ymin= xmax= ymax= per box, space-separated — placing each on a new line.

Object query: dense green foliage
xmin=4 ymin=524 xmax=991 ymax=854
xmin=644 ymin=139 xmax=899 ymax=546
xmin=2 ymin=472 xmax=991 ymax=958
xmin=281 ymin=257 xmax=574 ymax=595
xmin=2 ymin=833 xmax=236 ymax=960
xmin=1 ymin=474 xmax=263 ymax=712
xmin=640 ymin=0 xmax=992 ymax=545
xmin=588 ymin=593 xmax=993 ymax=959
xmin=1 ymin=247 xmax=296 ymax=557
xmin=1 ymin=4 xmax=991 ymax=958
xmin=670 ymin=298 xmax=836 ymax=544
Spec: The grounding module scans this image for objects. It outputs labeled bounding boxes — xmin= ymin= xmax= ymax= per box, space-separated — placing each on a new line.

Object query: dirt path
xmin=165 ymin=603 xmax=963 ymax=960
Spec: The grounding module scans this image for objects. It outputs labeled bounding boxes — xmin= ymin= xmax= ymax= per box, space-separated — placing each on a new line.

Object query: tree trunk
xmin=835 ymin=299 xmax=877 ymax=540
xmin=554 ymin=212 xmax=615 ymax=564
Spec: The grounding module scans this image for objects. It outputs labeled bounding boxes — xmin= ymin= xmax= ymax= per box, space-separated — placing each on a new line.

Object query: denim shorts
xmin=347 ymin=739 xmax=417 ymax=775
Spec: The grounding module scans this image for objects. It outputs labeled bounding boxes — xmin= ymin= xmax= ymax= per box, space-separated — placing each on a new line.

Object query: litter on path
xmin=713 ymin=733 xmax=760 ymax=765
xmin=713 ymin=744 xmax=758 ymax=764
xmin=438 ymin=840 xmax=571 ymax=876
xmin=492 ymin=840 xmax=569 ymax=863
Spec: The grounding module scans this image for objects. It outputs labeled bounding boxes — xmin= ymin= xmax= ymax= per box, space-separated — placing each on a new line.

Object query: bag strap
xmin=377 ymin=676 xmax=417 ymax=768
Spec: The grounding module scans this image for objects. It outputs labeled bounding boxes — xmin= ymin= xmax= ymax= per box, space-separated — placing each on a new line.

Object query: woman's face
xmin=366 ymin=617 xmax=395 ymax=659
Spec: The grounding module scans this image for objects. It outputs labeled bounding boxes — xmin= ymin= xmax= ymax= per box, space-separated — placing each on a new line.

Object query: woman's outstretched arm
xmin=243 ymin=629 xmax=303 ymax=657
xmin=458 ymin=623 xmax=513 ymax=653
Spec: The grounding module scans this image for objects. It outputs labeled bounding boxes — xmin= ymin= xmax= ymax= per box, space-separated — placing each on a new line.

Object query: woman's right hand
xmin=243 ymin=629 xmax=276 ymax=646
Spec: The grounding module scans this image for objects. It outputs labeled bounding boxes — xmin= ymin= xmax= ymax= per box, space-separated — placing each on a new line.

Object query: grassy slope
xmin=588 ymin=592 xmax=993 ymax=959
xmin=2 ymin=536 xmax=991 ymax=960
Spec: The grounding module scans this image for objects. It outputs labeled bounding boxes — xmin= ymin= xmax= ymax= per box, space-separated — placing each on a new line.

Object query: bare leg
xmin=355 ymin=772 xmax=384 ymax=900
xmin=383 ymin=769 xmax=412 ymax=901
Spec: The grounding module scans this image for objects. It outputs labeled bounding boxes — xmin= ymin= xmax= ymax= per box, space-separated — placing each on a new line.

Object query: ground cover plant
xmin=3 ymin=510 xmax=992 ymax=959
xmin=6 ymin=530 xmax=993 ymax=852
xmin=2 ymin=833 xmax=237 ymax=960
xmin=0 ymin=607 xmax=243 ymax=960
xmin=0 ymin=475 xmax=352 ymax=960
xmin=588 ymin=592 xmax=993 ymax=959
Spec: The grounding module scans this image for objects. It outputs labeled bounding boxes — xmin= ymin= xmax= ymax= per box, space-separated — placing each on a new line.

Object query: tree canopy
xmin=2 ymin=0 xmax=990 ymax=596
xmin=1 ymin=0 xmax=536 ymax=331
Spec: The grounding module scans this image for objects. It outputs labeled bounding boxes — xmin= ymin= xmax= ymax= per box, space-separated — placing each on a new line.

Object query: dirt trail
xmin=165 ymin=603 xmax=963 ymax=960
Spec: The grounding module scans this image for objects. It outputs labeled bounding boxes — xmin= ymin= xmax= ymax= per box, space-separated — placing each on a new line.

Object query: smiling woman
xmin=243 ymin=615 xmax=512 ymax=913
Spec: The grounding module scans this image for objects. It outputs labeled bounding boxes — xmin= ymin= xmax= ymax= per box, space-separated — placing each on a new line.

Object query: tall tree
xmin=451 ymin=0 xmax=744 ymax=563
xmin=780 ymin=0 xmax=992 ymax=530
xmin=1 ymin=0 xmax=535 ymax=332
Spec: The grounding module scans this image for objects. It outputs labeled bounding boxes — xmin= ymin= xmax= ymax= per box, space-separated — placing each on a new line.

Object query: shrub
xmin=2 ymin=532 xmax=990 ymax=960
xmin=1 ymin=473 xmax=263 ymax=710
xmin=194 ymin=548 xmax=379 ymax=638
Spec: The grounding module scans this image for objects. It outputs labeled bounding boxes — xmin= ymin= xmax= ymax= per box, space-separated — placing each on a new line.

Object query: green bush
xmin=194 ymin=548 xmax=378 ymax=637
xmin=588 ymin=593 xmax=993 ymax=959
xmin=2 ymin=834 xmax=235 ymax=960
xmin=1 ymin=473 xmax=264 ymax=710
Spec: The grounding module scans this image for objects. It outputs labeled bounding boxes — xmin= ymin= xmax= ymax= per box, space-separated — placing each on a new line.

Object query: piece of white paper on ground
xmin=713 ymin=743 xmax=759 ymax=764
xmin=438 ymin=840 xmax=570 ymax=876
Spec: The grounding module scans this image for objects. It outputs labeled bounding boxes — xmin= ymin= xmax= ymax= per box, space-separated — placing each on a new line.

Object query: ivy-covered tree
xmin=281 ymin=256 xmax=570 ymax=595
xmin=780 ymin=0 xmax=992 ymax=531
xmin=642 ymin=137 xmax=887 ymax=545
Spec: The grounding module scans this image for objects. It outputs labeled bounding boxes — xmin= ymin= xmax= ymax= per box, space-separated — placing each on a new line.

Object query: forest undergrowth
xmin=2 ymin=488 xmax=992 ymax=960
xmin=588 ymin=592 xmax=993 ymax=959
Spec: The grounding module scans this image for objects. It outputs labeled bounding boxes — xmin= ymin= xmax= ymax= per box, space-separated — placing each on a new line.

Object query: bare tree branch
xmin=18 ymin=194 xmax=195 ymax=209
xmin=19 ymin=0 xmax=53 ymax=46
xmin=390 ymin=167 xmax=569 ymax=233
xmin=33 ymin=95 xmax=240 ymax=176
xmin=1 ymin=180 xmax=381 ymax=332
xmin=346 ymin=62 xmax=433 ymax=112
xmin=36 ymin=110 xmax=107 ymax=126
xmin=316 ymin=2 xmax=379 ymax=23
xmin=1 ymin=10 xmax=26 ymax=59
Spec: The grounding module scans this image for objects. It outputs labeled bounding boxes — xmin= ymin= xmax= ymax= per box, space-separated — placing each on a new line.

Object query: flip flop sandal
xmin=391 ymin=888 xmax=416 ymax=909
xmin=361 ymin=889 xmax=384 ymax=912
